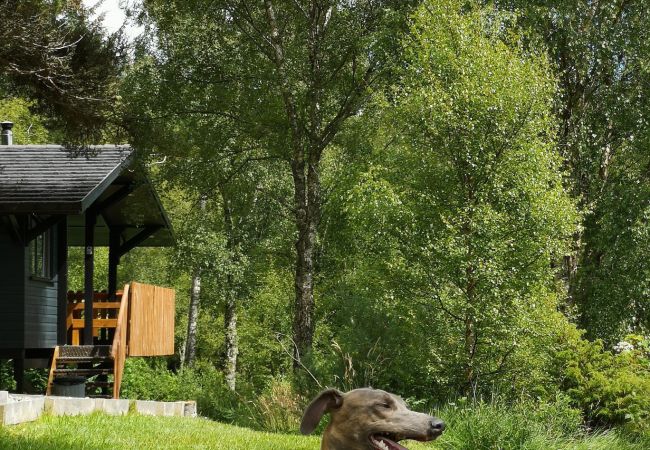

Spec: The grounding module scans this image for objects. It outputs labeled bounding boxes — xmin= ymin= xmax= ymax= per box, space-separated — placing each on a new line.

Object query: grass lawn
xmin=0 ymin=413 xmax=437 ymax=450
xmin=0 ymin=413 xmax=647 ymax=450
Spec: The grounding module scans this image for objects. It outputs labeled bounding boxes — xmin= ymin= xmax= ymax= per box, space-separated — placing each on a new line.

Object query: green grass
xmin=0 ymin=414 xmax=322 ymax=450
xmin=0 ymin=412 xmax=648 ymax=450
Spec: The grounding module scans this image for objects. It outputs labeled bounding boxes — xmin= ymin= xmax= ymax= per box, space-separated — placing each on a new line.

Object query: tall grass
xmin=247 ymin=378 xmax=305 ymax=433
xmin=115 ymin=360 xmax=650 ymax=449
xmin=429 ymin=397 xmax=650 ymax=450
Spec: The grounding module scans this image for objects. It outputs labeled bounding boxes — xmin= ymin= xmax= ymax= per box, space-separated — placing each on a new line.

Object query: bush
xmin=430 ymin=396 xmax=650 ymax=450
xmin=554 ymin=332 xmax=650 ymax=432
xmin=120 ymin=358 xmax=241 ymax=423
xmin=120 ymin=359 xmax=308 ymax=431
xmin=0 ymin=360 xmax=16 ymax=391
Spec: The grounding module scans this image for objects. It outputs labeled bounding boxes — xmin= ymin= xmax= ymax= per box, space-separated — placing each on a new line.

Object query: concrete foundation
xmin=0 ymin=394 xmax=44 ymax=426
xmin=0 ymin=391 xmax=197 ymax=426
xmin=95 ymin=398 xmax=130 ymax=416
xmin=45 ymin=396 xmax=98 ymax=416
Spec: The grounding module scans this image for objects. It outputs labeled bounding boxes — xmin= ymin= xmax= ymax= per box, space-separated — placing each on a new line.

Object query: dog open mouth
xmin=369 ymin=433 xmax=435 ymax=450
xmin=370 ymin=434 xmax=408 ymax=450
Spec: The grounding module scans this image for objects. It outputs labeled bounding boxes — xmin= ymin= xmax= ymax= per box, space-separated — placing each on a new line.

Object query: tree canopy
xmin=0 ymin=0 xmax=124 ymax=141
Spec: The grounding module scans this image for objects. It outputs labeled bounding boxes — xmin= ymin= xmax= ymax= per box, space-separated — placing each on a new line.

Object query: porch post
xmin=84 ymin=209 xmax=96 ymax=345
xmin=108 ymin=227 xmax=120 ymax=298
xmin=57 ymin=216 xmax=68 ymax=345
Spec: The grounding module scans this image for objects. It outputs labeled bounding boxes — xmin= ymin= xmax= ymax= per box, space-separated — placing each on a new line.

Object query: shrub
xmin=553 ymin=332 xmax=650 ymax=432
xmin=120 ymin=359 xmax=308 ymax=431
xmin=120 ymin=358 xmax=240 ymax=423
xmin=0 ymin=363 xmax=49 ymax=394
xmin=428 ymin=396 xmax=650 ymax=450
xmin=0 ymin=360 xmax=16 ymax=391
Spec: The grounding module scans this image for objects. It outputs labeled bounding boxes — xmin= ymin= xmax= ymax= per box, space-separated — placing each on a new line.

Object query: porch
xmin=47 ymin=282 xmax=175 ymax=399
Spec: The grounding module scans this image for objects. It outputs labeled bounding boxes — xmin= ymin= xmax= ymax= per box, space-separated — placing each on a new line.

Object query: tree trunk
xmin=463 ymin=244 xmax=478 ymax=394
xmin=184 ymin=196 xmax=206 ymax=368
xmin=464 ymin=314 xmax=476 ymax=393
xmin=183 ymin=268 xmax=201 ymax=367
xmin=263 ymin=0 xmax=373 ymax=366
xmin=224 ymin=288 xmax=238 ymax=391
xmin=264 ymin=0 xmax=318 ymax=365
xmin=221 ymin=191 xmax=238 ymax=391
xmin=291 ymin=155 xmax=320 ymax=365
xmin=462 ymin=178 xmax=477 ymax=394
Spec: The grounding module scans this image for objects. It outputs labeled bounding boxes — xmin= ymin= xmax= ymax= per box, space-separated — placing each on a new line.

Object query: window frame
xmin=29 ymin=228 xmax=54 ymax=281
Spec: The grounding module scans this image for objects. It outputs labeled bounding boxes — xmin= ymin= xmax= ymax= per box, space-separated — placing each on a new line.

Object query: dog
xmin=300 ymin=388 xmax=445 ymax=450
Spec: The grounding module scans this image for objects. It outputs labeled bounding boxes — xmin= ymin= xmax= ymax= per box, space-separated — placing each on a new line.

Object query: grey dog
xmin=300 ymin=388 xmax=445 ymax=450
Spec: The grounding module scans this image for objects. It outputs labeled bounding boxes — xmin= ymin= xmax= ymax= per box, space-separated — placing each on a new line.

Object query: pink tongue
xmin=376 ymin=436 xmax=409 ymax=450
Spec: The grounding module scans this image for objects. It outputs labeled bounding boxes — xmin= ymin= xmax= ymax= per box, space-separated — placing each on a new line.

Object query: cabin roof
xmin=0 ymin=145 xmax=174 ymax=247
xmin=0 ymin=145 xmax=131 ymax=212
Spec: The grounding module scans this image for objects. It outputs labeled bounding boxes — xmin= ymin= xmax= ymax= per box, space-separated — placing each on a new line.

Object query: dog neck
xmin=322 ymin=424 xmax=368 ymax=450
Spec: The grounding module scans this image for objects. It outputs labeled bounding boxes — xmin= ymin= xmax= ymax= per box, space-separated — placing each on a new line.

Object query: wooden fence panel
xmin=128 ymin=282 xmax=175 ymax=356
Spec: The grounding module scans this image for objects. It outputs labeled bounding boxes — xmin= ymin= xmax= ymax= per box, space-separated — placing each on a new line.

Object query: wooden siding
xmin=23 ymin=231 xmax=59 ymax=349
xmin=0 ymin=230 xmax=25 ymax=348
xmin=0 ymin=224 xmax=59 ymax=349
xmin=128 ymin=282 xmax=175 ymax=356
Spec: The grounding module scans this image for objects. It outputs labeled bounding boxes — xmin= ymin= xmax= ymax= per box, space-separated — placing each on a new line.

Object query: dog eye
xmin=378 ymin=402 xmax=391 ymax=409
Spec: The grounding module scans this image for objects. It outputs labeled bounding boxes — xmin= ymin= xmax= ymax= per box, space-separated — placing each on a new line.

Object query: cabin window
xmin=29 ymin=230 xmax=53 ymax=279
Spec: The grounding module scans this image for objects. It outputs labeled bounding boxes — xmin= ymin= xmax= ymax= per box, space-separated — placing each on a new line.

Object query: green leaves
xmin=318 ymin=0 xmax=579 ymax=399
xmin=0 ymin=98 xmax=51 ymax=144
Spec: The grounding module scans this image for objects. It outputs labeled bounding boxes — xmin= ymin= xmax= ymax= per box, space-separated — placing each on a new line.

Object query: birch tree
xmin=489 ymin=0 xmax=650 ymax=340
xmin=130 ymin=0 xmax=415 ymax=364
xmin=321 ymin=0 xmax=578 ymax=395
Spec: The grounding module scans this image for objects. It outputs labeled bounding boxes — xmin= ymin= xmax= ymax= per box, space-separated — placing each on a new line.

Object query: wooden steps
xmin=47 ymin=345 xmax=115 ymax=398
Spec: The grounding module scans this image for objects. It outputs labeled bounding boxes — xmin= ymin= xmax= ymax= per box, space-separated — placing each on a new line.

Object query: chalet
xmin=0 ymin=121 xmax=176 ymax=398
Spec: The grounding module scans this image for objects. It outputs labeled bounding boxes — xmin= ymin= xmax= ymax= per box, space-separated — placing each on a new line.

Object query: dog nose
xmin=431 ymin=418 xmax=445 ymax=433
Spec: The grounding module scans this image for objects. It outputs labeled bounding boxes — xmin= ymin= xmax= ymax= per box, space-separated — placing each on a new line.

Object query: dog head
xmin=300 ymin=388 xmax=445 ymax=450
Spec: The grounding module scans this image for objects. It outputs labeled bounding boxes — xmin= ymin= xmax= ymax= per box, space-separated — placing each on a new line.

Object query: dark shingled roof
xmin=0 ymin=145 xmax=132 ymax=213
xmin=0 ymin=145 xmax=174 ymax=247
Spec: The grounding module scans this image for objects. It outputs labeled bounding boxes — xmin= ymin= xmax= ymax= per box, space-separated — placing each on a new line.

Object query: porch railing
xmin=66 ymin=290 xmax=123 ymax=345
xmin=111 ymin=284 xmax=130 ymax=398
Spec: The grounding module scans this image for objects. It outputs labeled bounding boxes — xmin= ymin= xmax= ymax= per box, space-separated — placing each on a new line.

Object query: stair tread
xmin=86 ymin=381 xmax=114 ymax=387
xmin=57 ymin=356 xmax=112 ymax=362
xmin=54 ymin=368 xmax=113 ymax=375
xmin=59 ymin=345 xmax=111 ymax=358
xmin=56 ymin=363 xmax=112 ymax=368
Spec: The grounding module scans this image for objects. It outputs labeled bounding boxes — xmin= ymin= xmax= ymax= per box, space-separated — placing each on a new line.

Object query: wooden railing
xmin=66 ymin=291 xmax=123 ymax=345
xmin=45 ymin=345 xmax=60 ymax=396
xmin=111 ymin=284 xmax=130 ymax=399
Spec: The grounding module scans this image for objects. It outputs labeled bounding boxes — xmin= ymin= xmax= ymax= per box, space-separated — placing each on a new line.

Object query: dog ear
xmin=300 ymin=388 xmax=344 ymax=435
